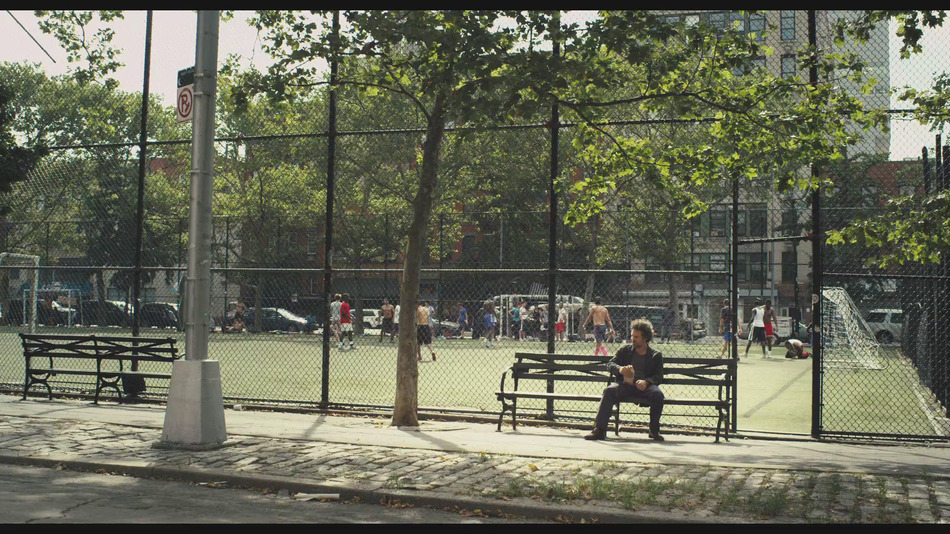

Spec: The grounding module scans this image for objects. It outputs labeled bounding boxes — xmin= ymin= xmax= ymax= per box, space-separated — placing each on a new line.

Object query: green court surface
xmin=1 ymin=328 xmax=946 ymax=437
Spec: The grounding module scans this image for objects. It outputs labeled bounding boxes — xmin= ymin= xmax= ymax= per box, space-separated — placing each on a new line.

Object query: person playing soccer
xmin=583 ymin=297 xmax=615 ymax=357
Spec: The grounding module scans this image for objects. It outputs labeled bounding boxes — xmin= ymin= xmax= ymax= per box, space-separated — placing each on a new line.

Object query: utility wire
xmin=6 ymin=10 xmax=57 ymax=63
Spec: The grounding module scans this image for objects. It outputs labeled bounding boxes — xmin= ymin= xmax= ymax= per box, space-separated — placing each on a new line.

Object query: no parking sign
xmin=176 ymin=67 xmax=195 ymax=123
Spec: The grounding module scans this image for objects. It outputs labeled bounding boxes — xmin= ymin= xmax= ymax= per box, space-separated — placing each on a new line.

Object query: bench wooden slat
xmin=29 ymin=369 xmax=100 ymax=376
xmin=497 ymin=391 xmax=730 ymax=407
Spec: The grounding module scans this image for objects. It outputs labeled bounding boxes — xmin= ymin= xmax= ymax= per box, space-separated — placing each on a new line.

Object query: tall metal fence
xmin=1 ymin=10 xmax=948 ymax=441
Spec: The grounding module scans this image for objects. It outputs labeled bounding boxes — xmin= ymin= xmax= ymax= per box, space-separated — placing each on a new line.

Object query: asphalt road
xmin=0 ymin=463 xmax=536 ymax=524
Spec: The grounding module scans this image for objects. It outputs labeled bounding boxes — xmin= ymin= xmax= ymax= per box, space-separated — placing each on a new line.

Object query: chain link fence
xmin=1 ymin=10 xmax=948 ymax=440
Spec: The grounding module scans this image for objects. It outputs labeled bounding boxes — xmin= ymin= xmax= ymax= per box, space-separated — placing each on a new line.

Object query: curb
xmin=0 ymin=453 xmax=760 ymax=524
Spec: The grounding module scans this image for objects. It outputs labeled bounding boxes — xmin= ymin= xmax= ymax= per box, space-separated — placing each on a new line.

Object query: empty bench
xmin=496 ymin=352 xmax=735 ymax=442
xmin=20 ymin=333 xmax=181 ymax=404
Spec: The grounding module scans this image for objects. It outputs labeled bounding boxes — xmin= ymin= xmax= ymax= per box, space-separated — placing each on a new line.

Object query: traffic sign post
xmin=176 ymin=66 xmax=195 ymax=123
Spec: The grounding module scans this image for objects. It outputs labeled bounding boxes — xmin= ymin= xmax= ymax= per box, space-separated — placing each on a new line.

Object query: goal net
xmin=821 ymin=286 xmax=885 ymax=370
xmin=0 ymin=253 xmax=39 ymax=332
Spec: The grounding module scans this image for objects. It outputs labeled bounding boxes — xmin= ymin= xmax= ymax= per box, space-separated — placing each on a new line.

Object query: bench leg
xmin=716 ymin=407 xmax=729 ymax=443
xmin=614 ymin=403 xmax=620 ymax=435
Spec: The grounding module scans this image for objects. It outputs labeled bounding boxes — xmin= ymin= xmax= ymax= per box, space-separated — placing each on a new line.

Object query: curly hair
xmin=630 ymin=318 xmax=654 ymax=342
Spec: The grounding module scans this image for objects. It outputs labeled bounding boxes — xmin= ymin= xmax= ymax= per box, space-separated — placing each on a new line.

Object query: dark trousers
xmin=594 ymin=382 xmax=665 ymax=433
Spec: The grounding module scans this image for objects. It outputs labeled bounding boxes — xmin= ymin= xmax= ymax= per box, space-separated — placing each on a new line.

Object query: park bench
xmin=496 ymin=352 xmax=735 ymax=442
xmin=20 ymin=333 xmax=181 ymax=404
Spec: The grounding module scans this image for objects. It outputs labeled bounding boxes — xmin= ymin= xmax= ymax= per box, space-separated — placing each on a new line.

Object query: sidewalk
xmin=1 ymin=394 xmax=948 ymax=523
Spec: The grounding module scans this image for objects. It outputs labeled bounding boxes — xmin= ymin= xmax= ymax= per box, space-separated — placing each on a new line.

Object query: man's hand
xmin=635 ymin=379 xmax=648 ymax=391
xmin=620 ymin=365 xmax=635 ymax=384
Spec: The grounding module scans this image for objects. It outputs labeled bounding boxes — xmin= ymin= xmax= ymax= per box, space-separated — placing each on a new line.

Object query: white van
xmin=864 ymin=308 xmax=903 ymax=344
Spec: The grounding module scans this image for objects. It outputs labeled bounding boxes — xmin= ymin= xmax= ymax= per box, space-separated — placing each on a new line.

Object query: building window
xmin=749 ymin=13 xmax=766 ymax=41
xmin=709 ymin=209 xmax=727 ymax=237
xmin=748 ymin=206 xmax=767 ymax=237
xmin=307 ymin=228 xmax=319 ymax=256
xmin=710 ymin=254 xmax=726 ymax=272
xmin=737 ymin=253 xmax=767 ymax=284
xmin=708 ymin=12 xmax=726 ymax=31
xmin=782 ymin=250 xmax=797 ymax=283
xmin=781 ymin=11 xmax=796 ymax=41
xmin=728 ymin=11 xmax=745 ymax=31
xmin=781 ymin=54 xmax=797 ymax=80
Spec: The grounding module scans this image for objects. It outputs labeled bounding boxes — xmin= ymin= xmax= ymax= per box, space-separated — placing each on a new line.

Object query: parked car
xmin=50 ymin=301 xmax=79 ymax=326
xmin=864 ymin=308 xmax=903 ymax=344
xmin=77 ymin=300 xmax=133 ymax=327
xmin=244 ymin=307 xmax=312 ymax=332
xmin=139 ymin=302 xmax=180 ymax=330
xmin=2 ymin=299 xmax=76 ymax=326
xmin=363 ymin=309 xmax=382 ymax=329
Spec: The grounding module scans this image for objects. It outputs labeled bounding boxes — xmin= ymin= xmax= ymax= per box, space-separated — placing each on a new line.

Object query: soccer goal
xmin=0 ymin=253 xmax=40 ymax=333
xmin=821 ymin=286 xmax=885 ymax=370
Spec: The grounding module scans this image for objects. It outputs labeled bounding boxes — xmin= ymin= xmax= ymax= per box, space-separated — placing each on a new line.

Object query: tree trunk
xmin=393 ymin=95 xmax=445 ymax=427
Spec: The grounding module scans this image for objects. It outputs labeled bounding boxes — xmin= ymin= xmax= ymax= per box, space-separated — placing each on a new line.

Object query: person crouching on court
xmin=584 ymin=318 xmax=666 ymax=442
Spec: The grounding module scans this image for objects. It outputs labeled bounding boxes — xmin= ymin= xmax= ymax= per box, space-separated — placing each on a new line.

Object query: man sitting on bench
xmin=584 ymin=318 xmax=666 ymax=442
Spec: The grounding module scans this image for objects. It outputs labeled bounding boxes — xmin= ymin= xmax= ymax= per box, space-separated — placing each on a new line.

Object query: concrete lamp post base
xmin=158 ymin=359 xmax=228 ymax=450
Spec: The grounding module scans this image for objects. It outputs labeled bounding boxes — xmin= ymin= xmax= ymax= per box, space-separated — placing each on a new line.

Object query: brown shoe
xmin=648 ymin=431 xmax=665 ymax=442
xmin=584 ymin=427 xmax=607 ymax=441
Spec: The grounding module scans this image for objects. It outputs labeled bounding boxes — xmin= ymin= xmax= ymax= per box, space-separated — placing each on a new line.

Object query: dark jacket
xmin=606 ymin=344 xmax=664 ymax=386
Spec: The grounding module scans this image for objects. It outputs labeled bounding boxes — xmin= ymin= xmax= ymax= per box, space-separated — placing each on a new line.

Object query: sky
xmin=1 ymin=10 xmax=948 ymax=160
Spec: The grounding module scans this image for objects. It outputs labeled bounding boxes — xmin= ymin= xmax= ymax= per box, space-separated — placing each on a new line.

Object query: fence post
xmin=545 ymin=13 xmax=561 ymax=420
xmin=132 ymin=10 xmax=153 ymax=340
xmin=321 ymin=10 xmax=340 ymax=408
xmin=808 ymin=10 xmax=823 ymax=439
xmin=731 ymin=168 xmax=739 ymax=434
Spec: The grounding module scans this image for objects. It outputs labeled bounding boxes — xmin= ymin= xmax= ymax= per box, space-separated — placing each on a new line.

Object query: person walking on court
xmin=517 ymin=300 xmax=529 ymax=341
xmin=719 ymin=298 xmax=738 ymax=357
xmin=584 ymin=318 xmax=665 ymax=442
xmin=329 ymin=293 xmax=342 ymax=349
xmin=416 ymin=302 xmax=436 ymax=361
xmin=660 ymin=302 xmax=676 ymax=344
xmin=583 ymin=297 xmax=615 ymax=357
xmin=763 ymin=299 xmax=778 ymax=358
xmin=483 ymin=301 xmax=497 ymax=347
xmin=340 ymin=293 xmax=355 ymax=350
xmin=428 ymin=301 xmax=437 ymax=339
xmin=457 ymin=302 xmax=468 ymax=338
xmin=556 ymin=303 xmax=567 ymax=342
xmin=509 ymin=300 xmax=522 ymax=341
xmin=380 ymin=298 xmax=395 ymax=343
xmin=744 ymin=299 xmax=767 ymax=359
xmin=393 ymin=302 xmax=401 ymax=340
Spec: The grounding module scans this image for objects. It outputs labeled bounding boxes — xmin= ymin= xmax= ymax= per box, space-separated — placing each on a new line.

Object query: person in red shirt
xmin=340 ymin=293 xmax=355 ymax=350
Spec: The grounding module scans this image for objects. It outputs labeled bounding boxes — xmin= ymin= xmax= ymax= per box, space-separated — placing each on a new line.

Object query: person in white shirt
xmin=393 ymin=303 xmax=401 ymax=339
xmin=744 ymin=299 xmax=768 ymax=359
xmin=785 ymin=338 xmax=809 ymax=359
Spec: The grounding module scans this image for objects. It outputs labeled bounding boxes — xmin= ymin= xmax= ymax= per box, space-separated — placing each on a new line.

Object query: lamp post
xmin=160 ymin=10 xmax=227 ymax=449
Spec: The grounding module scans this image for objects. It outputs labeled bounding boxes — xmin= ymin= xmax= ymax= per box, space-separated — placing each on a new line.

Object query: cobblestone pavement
xmin=1 ymin=411 xmax=949 ymax=523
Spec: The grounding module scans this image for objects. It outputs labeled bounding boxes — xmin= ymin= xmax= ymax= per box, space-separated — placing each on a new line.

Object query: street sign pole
xmin=161 ymin=10 xmax=227 ymax=449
